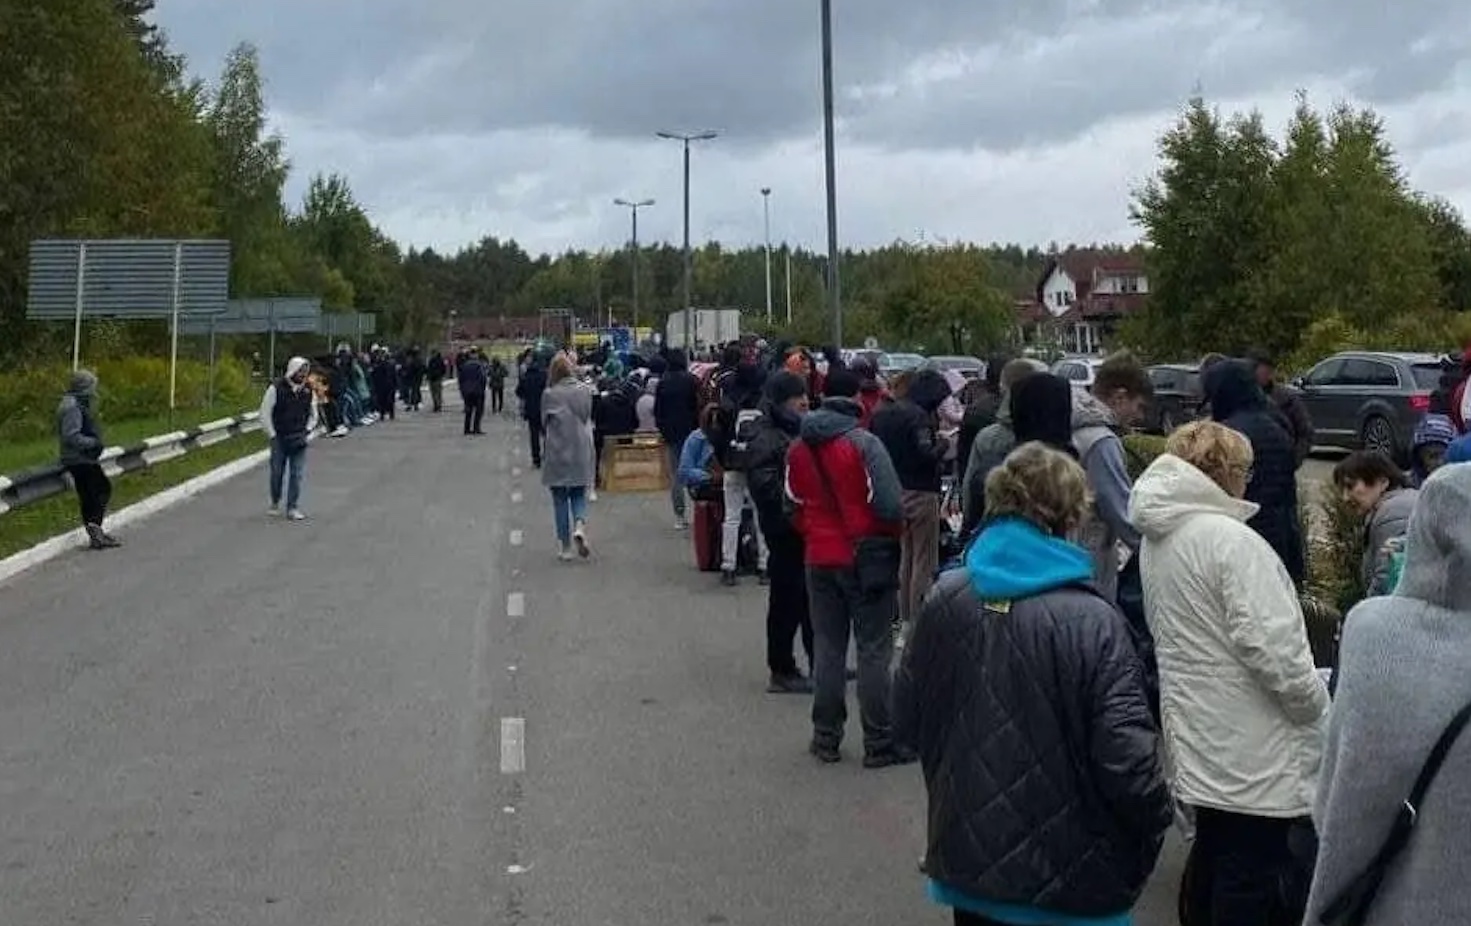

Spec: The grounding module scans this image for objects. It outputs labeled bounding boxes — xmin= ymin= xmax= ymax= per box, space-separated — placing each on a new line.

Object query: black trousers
xmin=1184 ymin=807 xmax=1313 ymax=926
xmin=463 ymin=393 xmax=485 ymax=434
xmin=765 ymin=532 xmax=814 ymax=676
xmin=527 ymin=419 xmax=544 ymax=466
xmin=407 ymin=381 xmax=423 ymax=409
xmin=67 ymin=463 xmax=112 ymax=527
xmin=374 ymin=389 xmax=396 ymax=420
xmin=490 ymin=383 xmax=505 ymax=413
xmin=429 ymin=378 xmax=444 ymax=412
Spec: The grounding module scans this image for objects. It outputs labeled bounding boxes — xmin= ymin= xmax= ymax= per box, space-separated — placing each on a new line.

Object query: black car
xmin=1291 ymin=351 xmax=1444 ymax=462
xmin=1143 ymin=363 xmax=1203 ymax=434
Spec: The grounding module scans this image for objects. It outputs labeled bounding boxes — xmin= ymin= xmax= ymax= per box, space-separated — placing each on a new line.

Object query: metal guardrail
xmin=0 ymin=412 xmax=264 ymax=516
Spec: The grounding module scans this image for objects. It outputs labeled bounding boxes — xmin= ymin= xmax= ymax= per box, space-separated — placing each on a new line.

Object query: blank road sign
xmin=26 ymin=239 xmax=231 ymax=319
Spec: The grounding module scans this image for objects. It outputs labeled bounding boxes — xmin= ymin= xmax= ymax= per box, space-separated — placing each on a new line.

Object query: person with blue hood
xmin=895 ymin=441 xmax=1170 ymax=926
xmin=1201 ymin=357 xmax=1305 ymax=585
xmin=57 ymin=368 xmax=120 ymax=549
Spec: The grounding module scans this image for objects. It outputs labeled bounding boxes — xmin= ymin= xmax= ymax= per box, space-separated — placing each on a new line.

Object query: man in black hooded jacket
xmin=870 ymin=367 xmax=953 ymax=628
xmin=745 ymin=371 xmax=816 ymax=693
xmin=1203 ymin=359 xmax=1305 ymax=585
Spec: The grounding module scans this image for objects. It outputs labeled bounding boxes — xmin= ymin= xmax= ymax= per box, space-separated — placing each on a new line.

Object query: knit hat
xmin=68 ymin=369 xmax=98 ymax=396
xmin=823 ymin=368 xmax=862 ymax=399
xmin=1010 ymin=373 xmax=1077 ymax=455
xmin=765 ymin=371 xmax=808 ymax=406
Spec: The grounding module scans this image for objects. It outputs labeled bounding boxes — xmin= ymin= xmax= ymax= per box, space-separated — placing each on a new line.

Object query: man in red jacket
xmin=785 ymin=370 xmax=913 ymax=768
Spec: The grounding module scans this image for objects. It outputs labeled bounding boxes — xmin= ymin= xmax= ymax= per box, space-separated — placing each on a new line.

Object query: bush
xmin=0 ymin=357 xmax=254 ymax=443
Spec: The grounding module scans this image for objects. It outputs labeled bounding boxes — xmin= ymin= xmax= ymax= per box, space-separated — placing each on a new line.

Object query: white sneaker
xmin=331 ymin=425 xmax=349 ymax=437
xmin=286 ymin=509 xmax=307 ymax=521
xmin=573 ymin=522 xmax=590 ymax=559
xmin=557 ymin=547 xmax=574 ymax=562
xmin=268 ymin=504 xmax=281 ymax=517
xmin=674 ymin=517 xmax=689 ymax=531
xmin=588 ymin=488 xmax=599 ymax=502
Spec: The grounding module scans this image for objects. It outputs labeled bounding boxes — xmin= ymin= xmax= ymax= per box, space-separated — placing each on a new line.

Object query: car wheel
xmin=1360 ymin=415 xmax=1398 ymax=460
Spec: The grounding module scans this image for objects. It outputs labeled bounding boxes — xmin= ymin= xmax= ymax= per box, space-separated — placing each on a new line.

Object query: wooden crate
xmin=602 ymin=433 xmax=670 ymax=492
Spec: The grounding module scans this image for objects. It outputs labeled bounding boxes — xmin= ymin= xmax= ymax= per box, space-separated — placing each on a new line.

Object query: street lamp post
xmin=656 ymin=130 xmax=718 ymax=353
xmin=613 ymin=197 xmax=654 ymax=331
xmin=761 ymin=188 xmax=773 ymax=323
xmin=820 ymin=0 xmax=842 ymax=347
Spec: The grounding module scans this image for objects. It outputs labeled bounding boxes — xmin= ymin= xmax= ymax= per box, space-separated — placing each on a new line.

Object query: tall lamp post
xmin=656 ymin=130 xmax=718 ymax=352
xmin=761 ymin=188 xmax=773 ymax=323
xmin=819 ymin=0 xmax=842 ymax=346
xmin=613 ymin=197 xmax=654 ymax=331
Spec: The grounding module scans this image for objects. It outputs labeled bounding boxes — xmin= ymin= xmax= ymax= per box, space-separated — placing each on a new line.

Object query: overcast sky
xmin=155 ymin=0 xmax=1471 ymax=258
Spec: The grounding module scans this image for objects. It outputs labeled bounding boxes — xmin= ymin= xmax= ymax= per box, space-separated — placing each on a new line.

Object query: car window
xmin=1340 ymin=358 xmax=1399 ymax=387
xmin=1058 ymin=363 xmax=1081 ymax=380
xmin=1411 ymin=364 xmax=1444 ymax=390
xmin=1184 ymin=372 xmax=1201 ymax=394
xmin=1305 ymin=358 xmax=1346 ymax=386
xmin=1148 ymin=369 xmax=1174 ymax=390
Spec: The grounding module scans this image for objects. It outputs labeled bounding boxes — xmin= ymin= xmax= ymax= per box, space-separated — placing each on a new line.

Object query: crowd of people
xmin=53 ymin=334 xmax=1471 ymax=924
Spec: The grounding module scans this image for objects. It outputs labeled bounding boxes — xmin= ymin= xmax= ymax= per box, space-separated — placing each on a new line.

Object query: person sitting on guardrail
xmin=57 ymin=368 xmax=120 ymax=550
xmin=260 ymin=356 xmax=317 ymax=522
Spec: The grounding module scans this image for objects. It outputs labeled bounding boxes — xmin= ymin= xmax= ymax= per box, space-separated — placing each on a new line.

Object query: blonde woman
xmin=895 ymin=441 xmax=1169 ymax=926
xmin=541 ymin=353 xmax=596 ymax=560
xmin=1129 ymin=420 xmax=1328 ymax=925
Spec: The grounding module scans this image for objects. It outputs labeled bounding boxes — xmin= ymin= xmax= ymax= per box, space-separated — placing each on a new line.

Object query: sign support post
xmin=168 ymin=242 xmax=183 ymax=427
xmin=70 ymin=242 xmax=87 ymax=371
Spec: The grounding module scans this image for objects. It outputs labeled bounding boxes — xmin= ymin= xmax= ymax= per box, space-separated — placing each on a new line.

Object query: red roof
xmin=1038 ymin=248 xmax=1145 ymax=302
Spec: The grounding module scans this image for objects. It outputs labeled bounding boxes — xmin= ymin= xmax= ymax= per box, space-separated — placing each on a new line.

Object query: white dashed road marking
xmin=500 ymin=717 xmax=526 ymax=774
xmin=512 ymin=466 xmax=523 ymax=477
xmin=509 ymin=529 xmax=524 ymax=546
xmin=511 ymin=491 xmax=523 ymax=504
xmin=506 ymin=592 xmax=525 ymax=618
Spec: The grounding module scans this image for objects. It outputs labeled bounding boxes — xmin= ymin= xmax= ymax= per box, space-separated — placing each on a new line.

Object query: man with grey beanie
xmin=57 ymin=369 xmax=119 ymax=549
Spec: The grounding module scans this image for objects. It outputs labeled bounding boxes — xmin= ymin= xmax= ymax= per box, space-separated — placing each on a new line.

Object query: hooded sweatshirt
xmin=870 ymin=368 xmax=953 ymax=493
xmin=57 ymin=370 xmax=104 ymax=466
xmin=784 ymin=397 xmax=904 ymax=567
xmin=259 ymin=357 xmax=318 ymax=443
xmin=1129 ymin=453 xmax=1327 ymax=817
xmin=1071 ymin=390 xmax=1141 ymax=601
xmin=1306 ymin=463 xmax=1471 ymax=925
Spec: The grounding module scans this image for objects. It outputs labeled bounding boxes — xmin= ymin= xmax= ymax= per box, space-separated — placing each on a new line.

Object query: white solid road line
xmin=499 ymin=717 xmax=526 ymax=774
xmin=509 ymin=529 xmax=524 ymax=546
xmin=506 ymin=592 xmax=525 ymax=618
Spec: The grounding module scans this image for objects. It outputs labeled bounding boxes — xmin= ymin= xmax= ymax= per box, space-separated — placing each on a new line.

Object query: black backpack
xmin=724 ymin=407 xmax=765 ymax=471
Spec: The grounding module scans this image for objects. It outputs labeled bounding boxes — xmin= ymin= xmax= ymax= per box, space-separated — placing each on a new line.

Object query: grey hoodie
xmin=1071 ymin=390 xmax=1140 ymax=601
xmin=1306 ymin=463 xmax=1471 ymax=925
xmin=57 ymin=370 xmax=104 ymax=467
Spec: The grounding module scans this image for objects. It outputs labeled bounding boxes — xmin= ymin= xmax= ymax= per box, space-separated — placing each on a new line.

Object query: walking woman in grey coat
xmin=1306 ymin=462 xmax=1471 ymax=924
xmin=541 ymin=353 xmax=596 ymax=560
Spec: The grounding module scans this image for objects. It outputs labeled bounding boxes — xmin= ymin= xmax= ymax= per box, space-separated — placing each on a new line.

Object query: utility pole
xmin=761 ymin=188 xmax=773 ymax=323
xmin=820 ymin=0 xmax=842 ymax=346
xmin=657 ymin=131 xmax=718 ymax=352
xmin=613 ymin=197 xmax=654 ymax=331
xmin=785 ymin=247 xmax=793 ymax=325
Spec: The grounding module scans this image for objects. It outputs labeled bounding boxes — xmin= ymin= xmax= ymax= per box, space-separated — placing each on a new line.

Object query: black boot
xmin=85 ymin=523 xmax=120 ymax=549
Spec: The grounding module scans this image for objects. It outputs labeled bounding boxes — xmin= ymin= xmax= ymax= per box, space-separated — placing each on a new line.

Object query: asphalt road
xmin=0 ymin=405 xmax=1187 ymax=925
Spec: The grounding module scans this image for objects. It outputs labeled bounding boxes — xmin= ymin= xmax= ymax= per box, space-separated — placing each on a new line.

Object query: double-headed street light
xmin=656 ymin=130 xmax=718 ymax=353
xmin=613 ymin=197 xmax=654 ymax=330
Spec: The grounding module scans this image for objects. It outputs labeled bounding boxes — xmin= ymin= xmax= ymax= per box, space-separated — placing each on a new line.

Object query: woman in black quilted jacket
xmin=894 ymin=441 xmax=1171 ymax=926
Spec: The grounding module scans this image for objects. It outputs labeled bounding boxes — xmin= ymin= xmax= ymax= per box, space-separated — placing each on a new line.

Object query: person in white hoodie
xmin=1128 ymin=420 xmax=1329 ymax=926
xmin=259 ymin=356 xmax=318 ymax=521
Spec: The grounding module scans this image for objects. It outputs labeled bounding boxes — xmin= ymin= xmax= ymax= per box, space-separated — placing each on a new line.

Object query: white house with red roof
xmin=1015 ymin=249 xmax=1148 ymax=355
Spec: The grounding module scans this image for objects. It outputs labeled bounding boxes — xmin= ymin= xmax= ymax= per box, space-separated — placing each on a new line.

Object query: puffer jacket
xmin=1129 ymin=453 xmax=1328 ymax=817
xmin=1203 ymin=359 xmax=1305 ymax=584
xmin=895 ymin=516 xmax=1169 ymax=920
xmin=784 ymin=397 xmax=903 ymax=567
xmin=1071 ymin=391 xmax=1140 ymax=601
xmin=870 ymin=368 xmax=952 ymax=493
xmin=1361 ymin=486 xmax=1417 ymax=595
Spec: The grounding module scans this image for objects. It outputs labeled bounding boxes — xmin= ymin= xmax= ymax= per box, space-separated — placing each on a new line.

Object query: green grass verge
xmin=0 ymin=431 xmax=268 ymax=559
xmin=0 ymin=404 xmax=252 ymax=476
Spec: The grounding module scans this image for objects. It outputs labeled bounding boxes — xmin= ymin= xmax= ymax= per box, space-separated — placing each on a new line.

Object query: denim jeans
xmin=550 ymin=486 xmax=588 ymax=546
xmin=269 ymin=439 xmax=307 ymax=510
xmin=666 ymin=444 xmax=687 ymax=519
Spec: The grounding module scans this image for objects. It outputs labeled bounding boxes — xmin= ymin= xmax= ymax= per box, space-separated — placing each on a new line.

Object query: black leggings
xmin=67 ymin=463 xmax=112 ymax=527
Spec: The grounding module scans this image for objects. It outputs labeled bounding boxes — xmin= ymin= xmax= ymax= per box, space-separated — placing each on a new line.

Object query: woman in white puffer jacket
xmin=1128 ymin=420 xmax=1329 ymax=926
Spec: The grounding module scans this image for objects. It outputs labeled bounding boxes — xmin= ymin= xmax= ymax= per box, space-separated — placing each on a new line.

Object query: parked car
xmin=1291 ymin=351 xmax=1445 ymax=462
xmin=1052 ymin=357 xmax=1105 ymax=390
xmin=923 ymin=355 xmax=985 ymax=379
xmin=1143 ymin=363 xmax=1203 ymax=434
xmin=878 ymin=352 xmax=925 ymax=377
xmin=841 ymin=348 xmax=884 ymax=370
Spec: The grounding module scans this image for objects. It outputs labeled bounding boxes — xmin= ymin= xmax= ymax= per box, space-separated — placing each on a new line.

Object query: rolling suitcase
xmin=692 ymin=498 xmax=724 ymax=571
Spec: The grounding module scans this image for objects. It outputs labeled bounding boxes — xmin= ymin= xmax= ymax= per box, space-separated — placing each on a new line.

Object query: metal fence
xmin=0 ymin=412 xmax=264 ymax=516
